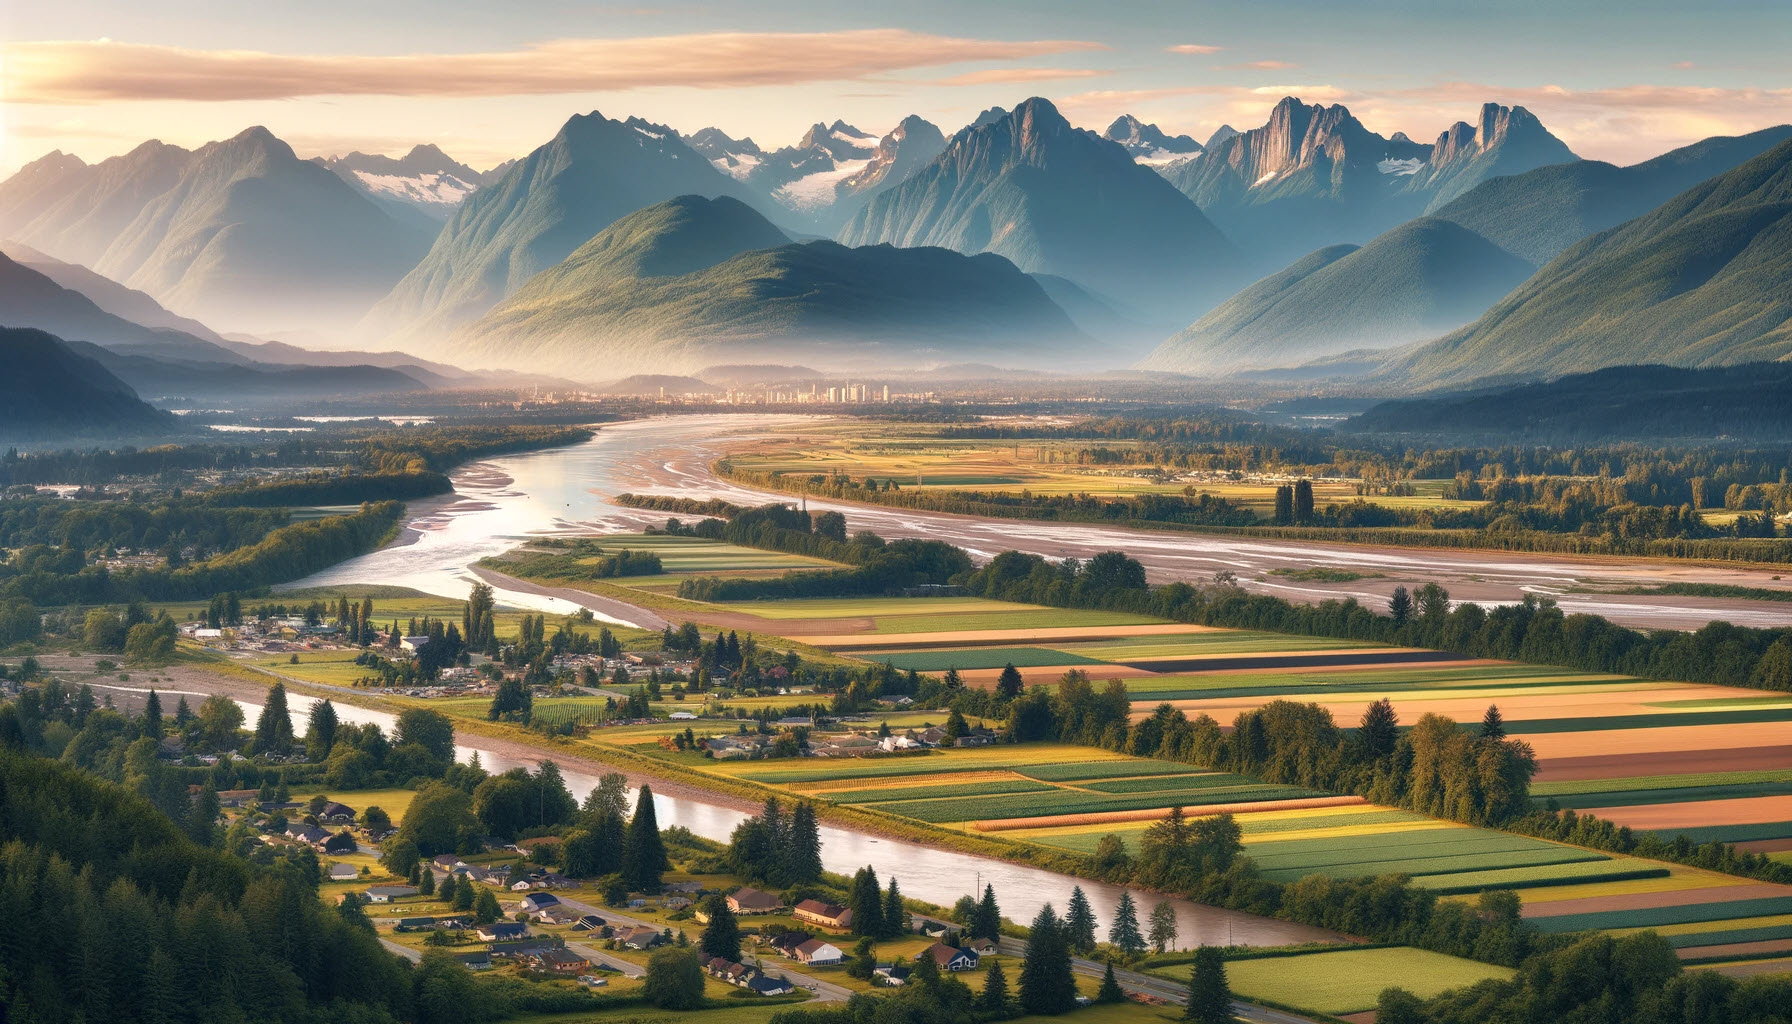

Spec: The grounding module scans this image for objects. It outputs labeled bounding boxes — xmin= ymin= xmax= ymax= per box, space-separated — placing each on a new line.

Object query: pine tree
xmin=1108 ymin=891 xmax=1145 ymax=956
xmin=978 ymin=955 xmax=1011 ymax=1015
xmin=1359 ymin=698 xmax=1400 ymax=760
xmin=475 ymin=887 xmax=501 ymax=924
xmin=788 ymin=802 xmax=823 ymax=883
xmin=254 ymin=683 xmax=294 ymax=753
xmin=142 ymin=689 xmax=164 ymax=740
xmin=1481 ymin=704 xmax=1506 ymax=739
xmin=621 ymin=784 xmax=667 ymax=893
xmin=971 ymin=883 xmax=1002 ymax=941
xmin=1273 ymin=485 xmax=1294 ymax=524
xmin=996 ymin=664 xmax=1025 ymax=699
xmin=699 ymin=894 xmax=741 ymax=961
xmin=1184 ymin=946 xmax=1230 ymax=1024
xmin=1019 ymin=904 xmax=1076 ymax=1014
xmin=1097 ymin=962 xmax=1124 ymax=1003
xmin=1148 ymin=901 xmax=1178 ymax=954
xmin=307 ymin=699 xmax=339 ymax=759
xmin=417 ymin=865 xmax=435 ymax=896
xmin=1064 ymin=886 xmax=1097 ymax=955
xmin=848 ymin=866 xmax=884 ymax=938
xmin=1388 ymin=585 xmax=1413 ymax=626
xmin=881 ymin=877 xmax=906 ymax=939
xmin=1293 ymin=479 xmax=1315 ymax=523
xmin=186 ymin=782 xmax=220 ymax=847
xmin=437 ymin=873 xmax=456 ymax=905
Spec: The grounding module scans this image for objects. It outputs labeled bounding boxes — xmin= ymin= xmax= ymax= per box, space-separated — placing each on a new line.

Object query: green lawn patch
xmin=866 ymin=647 xmax=1105 ymax=672
xmin=1533 ymin=896 xmax=1792 ymax=934
xmin=1158 ymin=947 xmax=1513 ymax=1015
xmin=1410 ymin=862 xmax=1671 ymax=895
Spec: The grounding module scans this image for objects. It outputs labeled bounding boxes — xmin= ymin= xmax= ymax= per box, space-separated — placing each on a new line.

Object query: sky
xmin=4 ymin=0 xmax=1792 ymax=176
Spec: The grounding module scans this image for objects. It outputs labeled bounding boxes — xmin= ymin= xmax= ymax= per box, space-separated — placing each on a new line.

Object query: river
xmin=287 ymin=414 xmax=1792 ymax=630
xmin=195 ymin=688 xmax=1323 ymax=949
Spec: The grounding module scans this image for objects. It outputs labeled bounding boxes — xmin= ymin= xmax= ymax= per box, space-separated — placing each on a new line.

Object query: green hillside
xmin=0 ymin=326 xmax=174 ymax=434
xmin=1393 ymin=137 xmax=1792 ymax=385
xmin=450 ymin=195 xmax=1089 ymax=377
xmin=1141 ymin=218 xmax=1534 ymax=374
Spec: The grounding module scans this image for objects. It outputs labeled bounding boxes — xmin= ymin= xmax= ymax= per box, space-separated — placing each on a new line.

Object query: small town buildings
xmin=476 ymin=922 xmax=528 ymax=942
xmin=793 ymin=899 xmax=852 ymax=931
xmin=395 ymin=917 xmax=439 ymax=933
xmin=874 ymin=964 xmax=912 ymax=986
xmin=794 ymin=938 xmax=844 ymax=965
xmin=400 ymin=636 xmax=431 ymax=652
xmin=749 ymin=975 xmax=796 ymax=996
xmin=328 ymin=863 xmax=360 ymax=881
xmin=454 ymin=951 xmax=493 ymax=971
xmin=766 ymin=932 xmax=811 ymax=956
xmin=572 ymin=914 xmax=607 ymax=932
xmin=918 ymin=943 xmax=980 ymax=971
xmin=318 ymin=802 xmax=357 ymax=823
xmin=364 ymin=885 xmax=417 ymax=904
xmin=966 ymin=937 xmax=1000 ymax=957
xmin=432 ymin=854 xmax=466 ymax=871
xmin=615 ymin=925 xmax=664 ymax=950
xmin=520 ymin=893 xmax=561 ymax=914
xmin=727 ymin=886 xmax=783 ymax=915
xmin=217 ymin=789 xmax=259 ymax=807
xmin=539 ymin=949 xmax=589 ymax=974
xmin=320 ymin=831 xmax=358 ymax=855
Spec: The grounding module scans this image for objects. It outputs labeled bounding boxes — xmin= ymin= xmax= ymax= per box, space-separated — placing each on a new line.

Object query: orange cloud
xmin=3 ymin=32 xmax=1108 ymax=103
xmin=1166 ymin=44 xmax=1224 ymax=55
xmin=1226 ymin=60 xmax=1300 ymax=70
xmin=933 ymin=68 xmax=1107 ymax=86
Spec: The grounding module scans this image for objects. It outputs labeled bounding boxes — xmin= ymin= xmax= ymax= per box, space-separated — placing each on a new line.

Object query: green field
xmin=1244 ymin=828 xmax=1607 ymax=883
xmin=869 ymin=647 xmax=1107 ymax=671
xmin=1533 ymin=896 xmax=1792 ymax=934
xmin=820 ymin=779 xmax=1057 ymax=803
xmin=874 ymin=784 xmax=1327 ymax=824
xmin=1408 ymin=861 xmax=1672 ymax=894
xmin=1156 ymin=947 xmax=1513 ymax=1015
xmin=1015 ymin=760 xmax=1198 ymax=782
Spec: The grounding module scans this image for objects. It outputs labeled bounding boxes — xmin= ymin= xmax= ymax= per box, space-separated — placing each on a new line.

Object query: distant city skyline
xmin=5 ymin=0 xmax=1792 ymax=175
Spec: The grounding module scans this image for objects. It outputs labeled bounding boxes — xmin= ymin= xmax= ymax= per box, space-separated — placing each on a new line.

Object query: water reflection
xmin=240 ymin=693 xmax=1331 ymax=948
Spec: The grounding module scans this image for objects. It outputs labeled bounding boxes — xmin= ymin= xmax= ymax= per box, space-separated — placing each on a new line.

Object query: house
xmin=749 ymin=975 xmax=796 ymax=996
xmin=328 ymin=863 xmax=360 ymax=882
xmin=364 ymin=885 xmax=417 ymax=904
xmin=454 ymin=951 xmax=493 ymax=971
xmin=476 ymin=922 xmax=527 ymax=942
xmin=918 ymin=727 xmax=948 ymax=746
xmin=967 ymin=937 xmax=1000 ymax=957
xmin=727 ymin=886 xmax=783 ymax=915
xmin=874 ymin=964 xmax=912 ymax=986
xmin=918 ymin=943 xmax=980 ymax=971
xmin=794 ymin=938 xmax=844 ymax=966
xmin=539 ymin=949 xmax=589 ymax=974
xmin=319 ymin=802 xmax=357 ymax=823
xmin=572 ymin=914 xmax=606 ymax=932
xmin=664 ymin=881 xmax=705 ymax=894
xmin=706 ymin=958 xmax=755 ymax=985
xmin=520 ymin=893 xmax=562 ymax=914
xmin=793 ymin=899 xmax=852 ymax=931
xmin=400 ymin=635 xmax=431 ymax=652
xmin=766 ymin=932 xmax=811 ymax=956
xmin=217 ymin=789 xmax=259 ymax=807
xmin=878 ymin=734 xmax=920 ymax=752
xmin=395 ymin=917 xmax=439 ymax=933
xmin=664 ymin=896 xmax=692 ymax=911
xmin=510 ymin=880 xmax=534 ymax=891
xmin=288 ymin=825 xmax=331 ymax=845
xmin=537 ymin=909 xmax=577 ymax=926
xmin=669 ymin=711 xmax=698 ymax=720
xmin=432 ymin=854 xmax=466 ymax=872
xmin=321 ymin=831 xmax=358 ymax=855
xmin=615 ymin=925 xmax=664 ymax=950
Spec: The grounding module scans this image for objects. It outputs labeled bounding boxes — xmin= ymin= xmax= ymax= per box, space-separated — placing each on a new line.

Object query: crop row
xmin=1409 ymin=862 xmax=1671 ymax=895
xmin=1256 ymin=848 xmax=1608 ymax=883
xmin=1237 ymin=809 xmax=1434 ymax=835
xmin=1533 ymin=769 xmax=1792 ymax=797
xmin=1245 ymin=826 xmax=1548 ymax=861
xmin=875 ymin=785 xmax=1324 ymax=824
xmin=1671 ymin=923 xmax=1792 ymax=952
xmin=1542 ymin=781 xmax=1792 ymax=809
xmin=1082 ymin=771 xmax=1256 ymax=794
xmin=822 ymin=779 xmax=1055 ymax=804
xmin=1017 ymin=759 xmax=1197 ymax=782
xmin=1532 ymin=896 xmax=1792 ymax=934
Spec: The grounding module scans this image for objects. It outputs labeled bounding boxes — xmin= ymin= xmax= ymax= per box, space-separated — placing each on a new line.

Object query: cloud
xmin=1672 ymin=61 xmax=1696 ymax=70
xmin=3 ymin=31 xmax=1108 ymax=103
xmin=1221 ymin=60 xmax=1300 ymax=70
xmin=1166 ymin=44 xmax=1223 ymax=55
xmin=932 ymin=67 xmax=1107 ymax=86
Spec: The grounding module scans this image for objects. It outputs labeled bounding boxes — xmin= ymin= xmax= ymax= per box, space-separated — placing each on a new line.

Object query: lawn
xmin=866 ymin=647 xmax=1107 ymax=671
xmin=1161 ymin=947 xmax=1513 ymax=1015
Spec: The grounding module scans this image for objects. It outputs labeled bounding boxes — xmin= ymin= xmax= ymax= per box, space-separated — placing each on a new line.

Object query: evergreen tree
xmin=474 ymin=887 xmax=501 ymax=924
xmin=881 ymin=877 xmax=906 ymax=939
xmin=437 ymin=873 xmax=456 ymax=904
xmin=1108 ymin=891 xmax=1145 ymax=956
xmin=996 ymin=664 xmax=1025 ymax=699
xmin=417 ymin=865 xmax=436 ymax=896
xmin=978 ymin=955 xmax=1011 ymax=1015
xmin=142 ymin=689 xmax=164 ymax=740
xmin=174 ymin=696 xmax=193 ymax=727
xmin=1063 ymin=886 xmax=1097 ymax=955
xmin=642 ymin=947 xmax=705 ymax=1010
xmin=1293 ymin=479 xmax=1315 ymax=523
xmin=307 ymin=699 xmax=339 ymax=758
xmin=254 ymin=682 xmax=294 ymax=753
xmin=1388 ymin=585 xmax=1413 ymax=626
xmin=848 ymin=866 xmax=885 ymax=938
xmin=1097 ymin=962 xmax=1124 ymax=1004
xmin=1359 ymin=698 xmax=1400 ymax=760
xmin=621 ymin=784 xmax=667 ymax=892
xmin=699 ymin=894 xmax=742 ymax=961
xmin=1148 ymin=901 xmax=1178 ymax=954
xmin=454 ymin=877 xmax=476 ymax=912
xmin=186 ymin=781 xmax=220 ymax=846
xmin=1273 ymin=485 xmax=1294 ymax=524
xmin=1019 ymin=904 xmax=1076 ymax=1015
xmin=787 ymin=802 xmax=824 ymax=883
xmin=1184 ymin=946 xmax=1230 ymax=1024
xmin=1481 ymin=704 xmax=1507 ymax=739
xmin=971 ymin=883 xmax=1003 ymax=941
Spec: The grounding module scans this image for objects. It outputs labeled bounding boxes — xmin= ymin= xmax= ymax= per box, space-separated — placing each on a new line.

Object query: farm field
xmin=1151 ymin=947 xmax=1513 ymax=1015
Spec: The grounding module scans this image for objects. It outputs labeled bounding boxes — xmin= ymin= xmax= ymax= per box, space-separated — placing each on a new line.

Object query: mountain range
xmin=313 ymin=144 xmax=499 ymax=224
xmin=839 ymin=98 xmax=1239 ymax=324
xmin=1387 ymin=135 xmax=1792 ymax=385
xmin=0 ymin=128 xmax=434 ymax=335
xmin=1103 ymin=115 xmax=1204 ymax=166
xmin=1158 ymin=97 xmax=1576 ymax=268
xmin=1 ymin=326 xmax=175 ymax=435
xmin=445 ymin=194 xmax=1088 ymax=377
